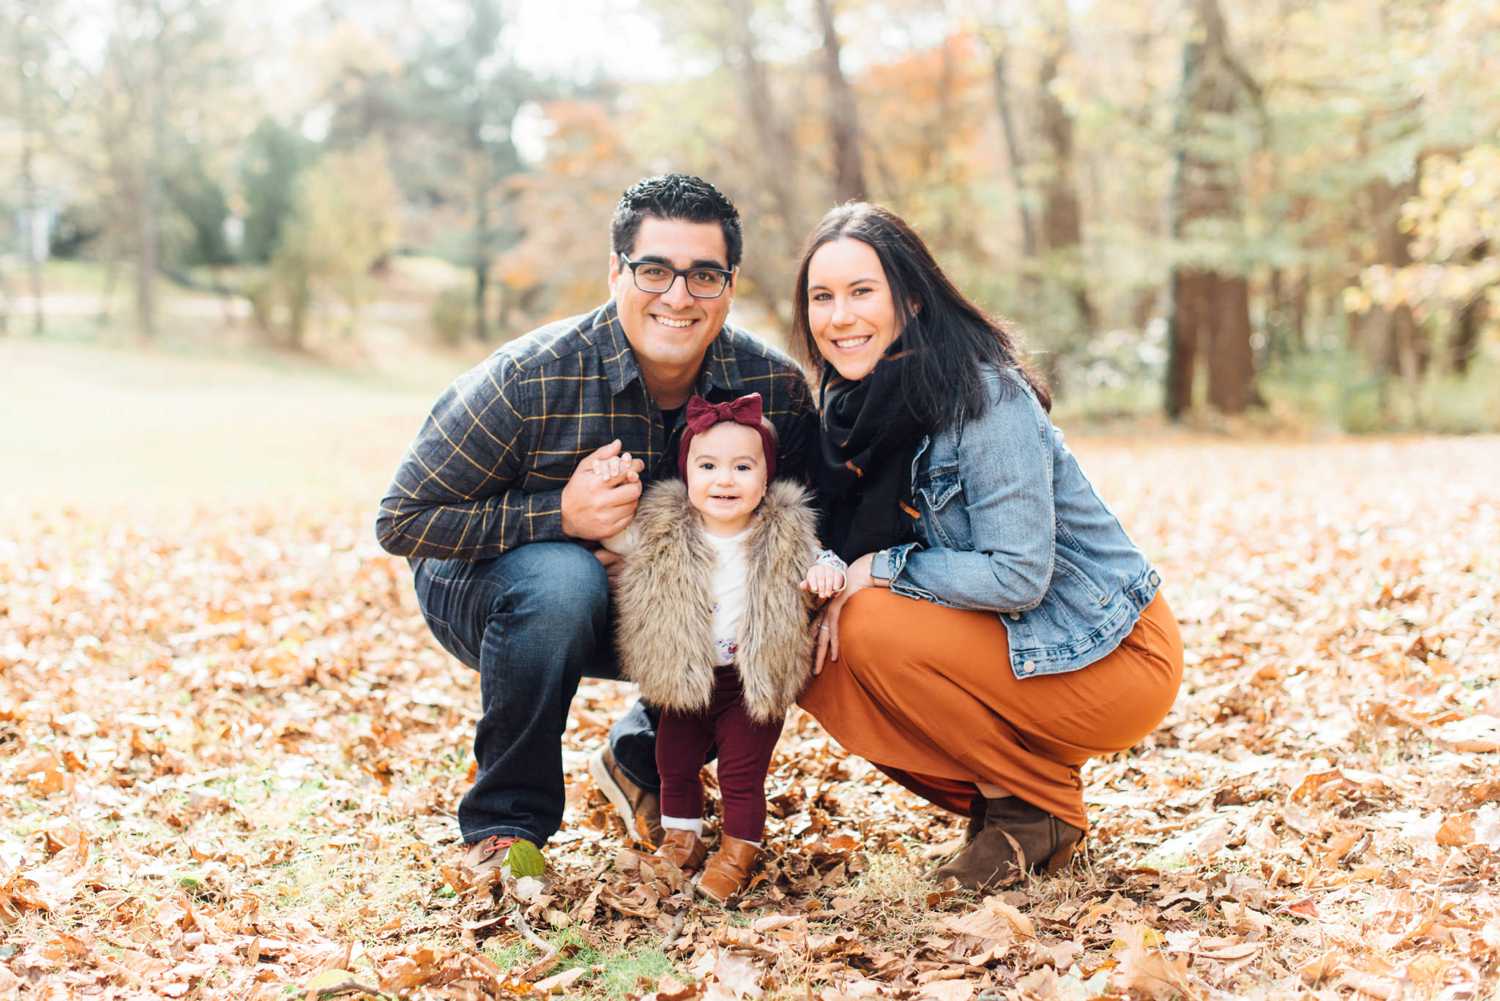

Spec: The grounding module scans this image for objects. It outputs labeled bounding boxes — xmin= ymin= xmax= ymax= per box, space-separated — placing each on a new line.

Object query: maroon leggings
xmin=655 ymin=665 xmax=784 ymax=842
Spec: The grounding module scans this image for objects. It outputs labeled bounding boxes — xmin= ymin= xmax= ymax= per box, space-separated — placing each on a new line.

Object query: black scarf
xmin=815 ymin=349 xmax=929 ymax=564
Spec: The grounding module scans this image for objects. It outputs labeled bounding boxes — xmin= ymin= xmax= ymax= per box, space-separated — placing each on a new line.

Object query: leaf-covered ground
xmin=3 ymin=431 xmax=1498 ymax=1000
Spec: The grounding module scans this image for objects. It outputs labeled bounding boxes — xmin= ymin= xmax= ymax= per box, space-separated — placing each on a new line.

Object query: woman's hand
xmin=813 ymin=552 xmax=880 ymax=676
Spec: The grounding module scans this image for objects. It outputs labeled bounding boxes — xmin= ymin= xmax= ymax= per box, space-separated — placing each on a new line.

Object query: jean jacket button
xmin=1008 ymin=612 xmax=1021 ymax=621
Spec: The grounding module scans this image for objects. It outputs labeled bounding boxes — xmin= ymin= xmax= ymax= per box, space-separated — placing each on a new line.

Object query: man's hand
xmin=561 ymin=440 xmax=645 ymax=540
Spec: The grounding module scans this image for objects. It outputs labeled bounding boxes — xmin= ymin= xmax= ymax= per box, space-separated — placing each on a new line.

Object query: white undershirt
xmin=703 ymin=528 xmax=751 ymax=665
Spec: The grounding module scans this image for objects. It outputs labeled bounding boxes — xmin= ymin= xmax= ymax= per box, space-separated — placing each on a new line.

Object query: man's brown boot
xmin=653 ymin=828 xmax=707 ymax=873
xmin=931 ymin=796 xmax=1083 ymax=892
xmin=696 ymin=835 xmax=760 ymax=903
xmin=589 ymin=746 xmax=665 ymax=848
xmin=461 ymin=835 xmax=546 ymax=879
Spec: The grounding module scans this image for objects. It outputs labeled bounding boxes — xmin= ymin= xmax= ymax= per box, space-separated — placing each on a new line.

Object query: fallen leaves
xmin=2 ymin=438 xmax=1498 ymax=997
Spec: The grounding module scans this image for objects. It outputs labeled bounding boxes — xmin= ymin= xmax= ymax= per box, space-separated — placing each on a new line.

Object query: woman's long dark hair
xmin=790 ymin=202 xmax=1051 ymax=428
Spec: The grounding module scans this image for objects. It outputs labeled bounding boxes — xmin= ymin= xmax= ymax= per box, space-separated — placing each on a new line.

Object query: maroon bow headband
xmin=677 ymin=392 xmax=778 ymax=480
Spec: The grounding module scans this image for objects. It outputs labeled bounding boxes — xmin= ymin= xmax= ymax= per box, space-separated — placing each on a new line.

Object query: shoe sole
xmin=589 ymin=751 xmax=649 ymax=845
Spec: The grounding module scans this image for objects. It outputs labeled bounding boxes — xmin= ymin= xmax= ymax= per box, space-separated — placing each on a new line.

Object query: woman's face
xmin=806 ymin=238 xmax=900 ymax=382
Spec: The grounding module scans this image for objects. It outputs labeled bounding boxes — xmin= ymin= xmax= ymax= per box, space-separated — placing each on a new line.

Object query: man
xmin=375 ymin=174 xmax=817 ymax=875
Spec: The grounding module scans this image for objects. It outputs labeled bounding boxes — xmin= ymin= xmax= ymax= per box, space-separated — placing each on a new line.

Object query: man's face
xmin=610 ymin=216 xmax=735 ymax=389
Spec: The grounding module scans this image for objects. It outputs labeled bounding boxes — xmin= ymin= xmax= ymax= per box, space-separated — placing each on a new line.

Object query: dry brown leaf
xmin=1298 ymin=951 xmax=1342 ymax=986
xmin=1434 ymin=716 xmax=1500 ymax=753
xmin=1339 ymin=970 xmax=1401 ymax=999
xmin=655 ymin=973 xmax=700 ymax=1001
xmin=942 ymin=895 xmax=1034 ymax=943
xmin=1436 ymin=811 xmax=1474 ymax=846
xmin=918 ymin=980 xmax=974 ymax=1001
xmin=1110 ymin=923 xmax=1190 ymax=1000
xmin=534 ymin=966 xmax=587 ymax=994
xmin=710 ymin=950 xmax=765 ymax=1000
xmin=1190 ymin=818 xmax=1232 ymax=859
xmin=750 ymin=913 xmax=803 ymax=934
xmin=1012 ymin=967 xmax=1067 ymax=1000
xmin=1193 ymin=941 xmax=1261 ymax=961
xmin=819 ymin=978 xmax=885 ymax=1000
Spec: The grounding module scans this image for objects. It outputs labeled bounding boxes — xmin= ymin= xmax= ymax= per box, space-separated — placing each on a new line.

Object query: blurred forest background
xmin=3 ymin=0 xmax=1497 ymax=431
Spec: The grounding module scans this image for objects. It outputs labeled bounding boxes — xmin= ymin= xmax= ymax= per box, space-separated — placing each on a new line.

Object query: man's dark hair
xmin=611 ymin=174 xmax=743 ymax=270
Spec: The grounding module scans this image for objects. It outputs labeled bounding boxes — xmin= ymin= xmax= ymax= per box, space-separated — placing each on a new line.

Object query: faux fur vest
xmin=614 ymin=479 xmax=819 ymax=724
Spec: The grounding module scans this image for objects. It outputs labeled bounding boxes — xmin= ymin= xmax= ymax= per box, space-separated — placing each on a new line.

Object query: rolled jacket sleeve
xmin=884 ymin=383 xmax=1056 ymax=612
xmin=375 ymin=357 xmax=565 ymax=561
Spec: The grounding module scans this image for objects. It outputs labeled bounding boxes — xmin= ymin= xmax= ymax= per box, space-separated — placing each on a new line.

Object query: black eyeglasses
xmin=617 ymin=254 xmax=733 ymax=299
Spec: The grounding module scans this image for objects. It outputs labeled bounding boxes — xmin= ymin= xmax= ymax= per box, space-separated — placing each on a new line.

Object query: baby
xmin=597 ymin=392 xmax=844 ymax=902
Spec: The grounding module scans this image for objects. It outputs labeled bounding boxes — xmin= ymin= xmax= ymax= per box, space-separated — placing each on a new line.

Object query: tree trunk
xmin=1035 ymin=21 xmax=1096 ymax=333
xmin=472 ymin=130 xmax=492 ymax=342
xmin=137 ymin=159 xmax=160 ymax=339
xmin=988 ymin=46 xmax=1038 ymax=260
xmin=1451 ymin=240 xmax=1488 ymax=375
xmin=725 ymin=0 xmax=799 ymax=235
xmin=1452 ymin=296 xmax=1483 ymax=376
xmin=134 ymin=0 xmax=167 ymax=339
xmin=1164 ymin=0 xmax=1258 ymax=418
xmin=813 ymin=0 xmax=866 ymax=202
xmin=16 ymin=6 xmax=45 ymax=336
xmin=1357 ymin=173 xmax=1423 ymax=380
xmin=723 ymin=0 xmax=803 ymax=327
xmin=1206 ymin=274 xmax=1255 ymax=411
xmin=1165 ymin=269 xmax=1199 ymax=418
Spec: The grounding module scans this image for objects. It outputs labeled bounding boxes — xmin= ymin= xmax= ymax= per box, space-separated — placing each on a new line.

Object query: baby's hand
xmin=591 ymin=452 xmax=640 ymax=485
xmin=800 ymin=563 xmax=846 ymax=602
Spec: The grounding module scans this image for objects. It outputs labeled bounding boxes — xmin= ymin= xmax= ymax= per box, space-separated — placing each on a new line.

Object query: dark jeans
xmin=657 ymin=665 xmax=783 ymax=843
xmin=412 ymin=542 xmax=659 ymax=845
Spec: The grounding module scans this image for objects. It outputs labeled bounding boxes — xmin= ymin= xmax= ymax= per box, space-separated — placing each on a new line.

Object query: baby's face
xmin=684 ymin=422 xmax=769 ymax=536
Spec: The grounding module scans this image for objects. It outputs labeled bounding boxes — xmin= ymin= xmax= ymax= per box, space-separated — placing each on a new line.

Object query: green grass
xmin=481 ymin=929 xmax=681 ymax=998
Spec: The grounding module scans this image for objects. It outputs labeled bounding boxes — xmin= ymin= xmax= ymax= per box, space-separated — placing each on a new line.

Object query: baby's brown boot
xmin=654 ymin=828 xmax=707 ymax=873
xmin=695 ymin=835 xmax=760 ymax=903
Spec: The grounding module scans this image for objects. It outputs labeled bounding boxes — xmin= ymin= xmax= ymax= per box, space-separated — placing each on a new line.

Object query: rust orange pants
xmin=798 ymin=591 xmax=1183 ymax=831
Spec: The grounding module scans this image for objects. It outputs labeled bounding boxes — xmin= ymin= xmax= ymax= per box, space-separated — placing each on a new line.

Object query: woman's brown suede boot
xmin=653 ymin=828 xmax=707 ymax=873
xmin=695 ymin=835 xmax=760 ymax=903
xmin=964 ymin=794 xmax=987 ymax=843
xmin=932 ymin=796 xmax=1083 ymax=892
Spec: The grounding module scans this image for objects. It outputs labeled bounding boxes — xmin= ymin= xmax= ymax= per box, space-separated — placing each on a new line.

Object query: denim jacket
xmin=868 ymin=364 xmax=1161 ymax=679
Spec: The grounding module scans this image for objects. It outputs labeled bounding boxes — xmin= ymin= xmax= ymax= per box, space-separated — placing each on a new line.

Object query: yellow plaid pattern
xmin=376 ymin=301 xmax=817 ymax=561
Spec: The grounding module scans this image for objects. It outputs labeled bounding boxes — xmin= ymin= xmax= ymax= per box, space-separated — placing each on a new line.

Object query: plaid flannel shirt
xmin=376 ymin=301 xmax=818 ymax=562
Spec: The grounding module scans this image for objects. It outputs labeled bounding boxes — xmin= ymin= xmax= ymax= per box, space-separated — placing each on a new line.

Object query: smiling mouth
xmin=653 ymin=316 xmax=694 ymax=329
xmin=829 ymin=335 xmax=872 ymax=349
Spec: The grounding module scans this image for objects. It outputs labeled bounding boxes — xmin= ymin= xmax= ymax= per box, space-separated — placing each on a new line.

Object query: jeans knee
xmin=505 ymin=543 xmax=609 ymax=622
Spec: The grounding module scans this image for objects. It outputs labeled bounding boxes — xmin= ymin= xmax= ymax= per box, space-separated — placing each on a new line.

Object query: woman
xmin=792 ymin=203 xmax=1183 ymax=892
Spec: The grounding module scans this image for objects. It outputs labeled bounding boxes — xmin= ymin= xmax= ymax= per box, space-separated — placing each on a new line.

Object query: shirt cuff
xmin=813 ymin=548 xmax=847 ymax=573
xmin=872 ymin=543 xmax=920 ymax=587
